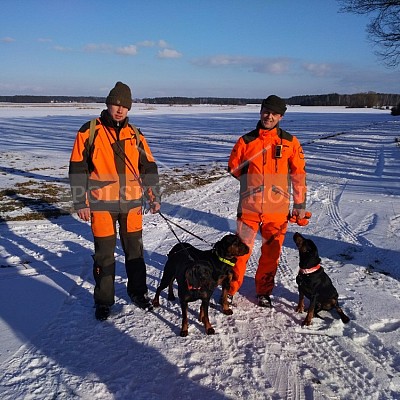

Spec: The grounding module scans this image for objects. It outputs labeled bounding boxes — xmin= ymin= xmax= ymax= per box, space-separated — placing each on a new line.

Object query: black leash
xmin=158 ymin=211 xmax=213 ymax=246
xmin=100 ymin=125 xmax=211 ymax=248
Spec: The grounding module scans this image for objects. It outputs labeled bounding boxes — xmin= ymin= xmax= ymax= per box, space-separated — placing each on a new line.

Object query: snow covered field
xmin=0 ymin=103 xmax=399 ymax=399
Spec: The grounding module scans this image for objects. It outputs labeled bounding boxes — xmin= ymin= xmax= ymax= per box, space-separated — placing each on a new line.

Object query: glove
xmin=289 ymin=210 xmax=312 ymax=226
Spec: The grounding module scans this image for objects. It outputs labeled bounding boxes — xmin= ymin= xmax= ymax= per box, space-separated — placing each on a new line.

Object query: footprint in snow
xmin=369 ymin=319 xmax=400 ymax=333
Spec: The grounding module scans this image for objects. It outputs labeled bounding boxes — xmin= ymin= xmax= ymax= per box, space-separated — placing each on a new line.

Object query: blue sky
xmin=1 ymin=0 xmax=399 ymax=98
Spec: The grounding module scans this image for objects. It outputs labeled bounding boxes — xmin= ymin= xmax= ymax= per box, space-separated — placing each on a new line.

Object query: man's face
xmin=260 ymin=107 xmax=283 ymax=130
xmin=107 ymin=104 xmax=129 ymax=122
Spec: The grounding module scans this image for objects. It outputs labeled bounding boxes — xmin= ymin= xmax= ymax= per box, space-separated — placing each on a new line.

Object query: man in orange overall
xmin=69 ymin=82 xmax=160 ymax=320
xmin=228 ymin=95 xmax=307 ymax=307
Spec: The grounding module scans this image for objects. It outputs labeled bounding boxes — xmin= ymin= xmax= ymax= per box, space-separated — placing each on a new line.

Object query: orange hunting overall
xmin=228 ymin=123 xmax=306 ymax=297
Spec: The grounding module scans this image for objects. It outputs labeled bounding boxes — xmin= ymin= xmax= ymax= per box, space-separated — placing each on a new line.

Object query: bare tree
xmin=338 ymin=0 xmax=400 ymax=67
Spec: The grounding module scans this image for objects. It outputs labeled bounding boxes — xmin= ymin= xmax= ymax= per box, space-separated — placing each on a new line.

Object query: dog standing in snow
xmin=152 ymin=234 xmax=249 ymax=336
xmin=293 ymin=232 xmax=350 ymax=326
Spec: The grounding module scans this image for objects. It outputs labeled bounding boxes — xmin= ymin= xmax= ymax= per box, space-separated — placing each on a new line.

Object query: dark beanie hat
xmin=106 ymin=82 xmax=132 ymax=110
xmin=261 ymin=95 xmax=287 ymax=115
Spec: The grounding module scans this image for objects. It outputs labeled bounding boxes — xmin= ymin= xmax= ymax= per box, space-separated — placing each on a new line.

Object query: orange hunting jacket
xmin=69 ymin=110 xmax=160 ymax=212
xmin=228 ymin=122 xmax=306 ymax=223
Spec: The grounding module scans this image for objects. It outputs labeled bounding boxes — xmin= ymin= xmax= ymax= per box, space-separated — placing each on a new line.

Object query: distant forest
xmin=0 ymin=95 xmax=105 ymax=104
xmin=1 ymin=92 xmax=400 ymax=109
xmin=143 ymin=93 xmax=400 ymax=108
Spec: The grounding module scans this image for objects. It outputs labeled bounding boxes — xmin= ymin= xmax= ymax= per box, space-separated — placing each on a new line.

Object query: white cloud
xmin=53 ymin=45 xmax=72 ymax=52
xmin=83 ymin=43 xmax=138 ymax=56
xmin=82 ymin=40 xmax=182 ymax=58
xmin=115 ymin=44 xmax=138 ymax=56
xmin=192 ymin=55 xmax=292 ymax=74
xmin=252 ymin=59 xmax=291 ymax=74
xmin=158 ymin=48 xmax=182 ymax=59
xmin=158 ymin=40 xmax=168 ymax=48
xmin=84 ymin=43 xmax=113 ymax=53
xmin=302 ymin=63 xmax=333 ymax=77
xmin=137 ymin=40 xmax=155 ymax=47
xmin=1 ymin=37 xmax=16 ymax=43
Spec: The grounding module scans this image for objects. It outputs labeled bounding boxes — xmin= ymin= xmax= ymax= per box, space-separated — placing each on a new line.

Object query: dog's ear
xmin=214 ymin=235 xmax=234 ymax=256
xmin=215 ymin=234 xmax=247 ymax=257
xmin=213 ymin=240 xmax=224 ymax=256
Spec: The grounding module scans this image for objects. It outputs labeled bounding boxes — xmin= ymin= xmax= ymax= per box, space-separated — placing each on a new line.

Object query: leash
xmin=158 ymin=211 xmax=213 ymax=246
xmin=157 ymin=212 xmax=212 ymax=292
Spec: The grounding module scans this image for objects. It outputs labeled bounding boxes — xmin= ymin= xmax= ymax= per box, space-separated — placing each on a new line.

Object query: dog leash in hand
xmin=158 ymin=211 xmax=213 ymax=246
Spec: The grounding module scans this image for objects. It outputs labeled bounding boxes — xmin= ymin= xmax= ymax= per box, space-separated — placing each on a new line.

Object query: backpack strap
xmin=129 ymin=123 xmax=142 ymax=148
xmin=88 ymin=118 xmax=97 ymax=149
xmin=88 ymin=118 xmax=142 ymax=149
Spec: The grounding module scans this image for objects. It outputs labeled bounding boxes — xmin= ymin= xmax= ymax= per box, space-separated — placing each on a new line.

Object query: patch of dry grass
xmin=0 ymin=180 xmax=72 ymax=222
xmin=160 ymin=164 xmax=226 ymax=196
xmin=0 ymin=164 xmax=227 ymax=222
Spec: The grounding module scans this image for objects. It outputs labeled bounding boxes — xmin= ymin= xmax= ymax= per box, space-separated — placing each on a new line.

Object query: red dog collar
xmin=299 ymin=264 xmax=321 ymax=275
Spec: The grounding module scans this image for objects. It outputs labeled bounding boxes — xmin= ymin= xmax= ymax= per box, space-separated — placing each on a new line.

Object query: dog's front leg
xmin=152 ymin=287 xmax=162 ymax=307
xmin=199 ymin=303 xmax=204 ymax=323
xmin=296 ymin=291 xmax=305 ymax=313
xmin=201 ymin=299 xmax=215 ymax=335
xmin=335 ymin=301 xmax=350 ymax=324
xmin=220 ymin=278 xmax=233 ymax=315
xmin=167 ymin=277 xmax=176 ymax=301
xmin=180 ymin=301 xmax=189 ymax=337
xmin=303 ymin=296 xmax=316 ymax=326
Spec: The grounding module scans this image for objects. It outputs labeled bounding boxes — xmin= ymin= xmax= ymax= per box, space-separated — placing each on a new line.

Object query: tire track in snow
xmin=325 ymin=184 xmax=360 ymax=245
xmin=302 ymin=180 xmax=400 ymax=398
xmin=273 ymin=245 xmax=380 ymax=399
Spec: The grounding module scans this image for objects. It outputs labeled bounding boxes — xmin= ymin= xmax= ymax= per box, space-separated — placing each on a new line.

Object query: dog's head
xmin=293 ymin=232 xmax=321 ymax=269
xmin=213 ymin=234 xmax=249 ymax=261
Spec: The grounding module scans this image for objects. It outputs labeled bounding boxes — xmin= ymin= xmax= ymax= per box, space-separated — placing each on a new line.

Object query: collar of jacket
xmin=257 ymin=121 xmax=280 ymax=138
xmin=100 ymin=109 xmax=129 ymax=130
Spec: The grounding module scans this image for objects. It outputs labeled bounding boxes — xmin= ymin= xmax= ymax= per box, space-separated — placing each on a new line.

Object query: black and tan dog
xmin=152 ymin=234 xmax=249 ymax=337
xmin=293 ymin=232 xmax=350 ymax=326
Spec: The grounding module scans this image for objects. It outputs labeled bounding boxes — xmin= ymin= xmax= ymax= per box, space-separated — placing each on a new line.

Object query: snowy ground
xmin=0 ymin=103 xmax=399 ymax=399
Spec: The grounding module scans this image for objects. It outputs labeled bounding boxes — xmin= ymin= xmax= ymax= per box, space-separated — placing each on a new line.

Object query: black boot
xmin=95 ymin=304 xmax=110 ymax=321
xmin=129 ymin=293 xmax=153 ymax=311
xmin=257 ymin=295 xmax=272 ymax=308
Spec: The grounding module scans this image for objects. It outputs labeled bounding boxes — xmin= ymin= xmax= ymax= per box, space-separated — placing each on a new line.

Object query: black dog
xmin=152 ymin=234 xmax=249 ymax=336
xmin=293 ymin=232 xmax=350 ymax=326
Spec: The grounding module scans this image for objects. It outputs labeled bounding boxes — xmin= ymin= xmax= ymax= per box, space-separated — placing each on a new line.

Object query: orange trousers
xmin=229 ymin=218 xmax=288 ymax=297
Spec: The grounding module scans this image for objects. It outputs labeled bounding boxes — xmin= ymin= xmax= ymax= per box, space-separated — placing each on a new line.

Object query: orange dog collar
xmin=299 ymin=264 xmax=321 ymax=275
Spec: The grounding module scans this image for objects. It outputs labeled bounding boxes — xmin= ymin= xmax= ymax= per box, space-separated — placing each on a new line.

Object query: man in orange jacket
xmin=228 ymin=95 xmax=307 ymax=307
xmin=69 ymin=82 xmax=160 ymax=320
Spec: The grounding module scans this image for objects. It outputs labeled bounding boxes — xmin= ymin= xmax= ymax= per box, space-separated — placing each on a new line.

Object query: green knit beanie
xmin=106 ymin=82 xmax=132 ymax=110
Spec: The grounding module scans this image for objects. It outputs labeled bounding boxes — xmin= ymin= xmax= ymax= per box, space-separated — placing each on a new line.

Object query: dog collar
xmin=217 ymin=255 xmax=236 ymax=267
xmin=213 ymin=249 xmax=236 ymax=267
xmin=299 ymin=264 xmax=321 ymax=274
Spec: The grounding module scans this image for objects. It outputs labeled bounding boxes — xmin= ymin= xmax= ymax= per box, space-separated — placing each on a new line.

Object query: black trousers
xmin=91 ymin=212 xmax=147 ymax=306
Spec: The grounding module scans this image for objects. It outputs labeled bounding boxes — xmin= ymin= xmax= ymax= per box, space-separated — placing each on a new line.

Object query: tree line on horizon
xmin=142 ymin=93 xmax=400 ymax=109
xmin=1 ymin=93 xmax=400 ymax=113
